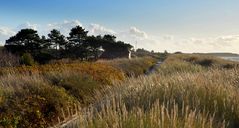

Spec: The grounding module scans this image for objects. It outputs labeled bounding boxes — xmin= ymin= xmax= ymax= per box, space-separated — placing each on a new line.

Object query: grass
xmin=0 ymin=57 xmax=156 ymax=127
xmin=98 ymin=56 xmax=157 ymax=77
xmin=157 ymin=54 xmax=238 ymax=75
xmin=0 ymin=74 xmax=77 ymax=127
xmin=2 ymin=54 xmax=238 ymax=128
xmin=71 ymin=54 xmax=239 ymax=128
xmin=0 ymin=62 xmax=125 ymax=85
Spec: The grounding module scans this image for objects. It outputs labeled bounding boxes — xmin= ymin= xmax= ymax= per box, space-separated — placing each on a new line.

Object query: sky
xmin=1 ymin=0 xmax=239 ymax=53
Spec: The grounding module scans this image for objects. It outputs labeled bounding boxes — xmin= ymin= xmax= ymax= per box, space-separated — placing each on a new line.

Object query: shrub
xmin=45 ymin=71 xmax=102 ymax=105
xmin=0 ymin=57 xmax=156 ymax=127
xmin=0 ymin=62 xmax=125 ymax=85
xmin=0 ymin=74 xmax=77 ymax=128
xmin=20 ymin=53 xmax=35 ymax=66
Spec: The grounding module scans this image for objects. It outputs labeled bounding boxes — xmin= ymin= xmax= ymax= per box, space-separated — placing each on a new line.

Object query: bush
xmin=0 ymin=62 xmax=125 ymax=84
xmin=45 ymin=72 xmax=102 ymax=105
xmin=0 ymin=74 xmax=77 ymax=128
xmin=0 ymin=57 xmax=157 ymax=127
xmin=0 ymin=61 xmax=125 ymax=127
xmin=20 ymin=53 xmax=35 ymax=66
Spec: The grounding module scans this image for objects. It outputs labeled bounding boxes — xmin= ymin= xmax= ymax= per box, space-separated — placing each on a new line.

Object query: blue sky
xmin=1 ymin=0 xmax=239 ymax=53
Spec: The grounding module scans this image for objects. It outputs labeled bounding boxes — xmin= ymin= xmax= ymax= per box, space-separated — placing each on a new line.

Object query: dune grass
xmin=2 ymin=54 xmax=238 ymax=127
xmin=157 ymin=54 xmax=238 ymax=75
xmin=98 ymin=57 xmax=157 ymax=77
xmin=0 ymin=57 xmax=156 ymax=127
xmin=72 ymin=54 xmax=239 ymax=128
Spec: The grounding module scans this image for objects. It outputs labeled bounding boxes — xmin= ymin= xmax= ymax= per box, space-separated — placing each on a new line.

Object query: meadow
xmin=1 ymin=53 xmax=239 ymax=128
xmin=0 ymin=56 xmax=157 ymax=128
xmin=73 ymin=54 xmax=239 ymax=128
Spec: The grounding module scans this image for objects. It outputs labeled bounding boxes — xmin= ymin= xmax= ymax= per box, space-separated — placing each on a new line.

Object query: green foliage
xmin=0 ymin=74 xmax=77 ymax=127
xmin=5 ymin=29 xmax=41 ymax=54
xmin=0 ymin=58 xmax=134 ymax=127
xmin=133 ymin=48 xmax=168 ymax=61
xmin=20 ymin=53 xmax=35 ymax=66
xmin=48 ymin=29 xmax=67 ymax=50
xmin=46 ymin=72 xmax=101 ymax=105
xmin=4 ymin=26 xmax=133 ymax=63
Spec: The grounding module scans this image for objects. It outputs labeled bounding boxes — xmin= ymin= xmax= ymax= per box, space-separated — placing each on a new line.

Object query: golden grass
xmin=3 ymin=54 xmax=238 ymax=127
xmin=157 ymin=54 xmax=238 ymax=75
xmin=71 ymin=54 xmax=239 ymax=128
xmin=0 ymin=62 xmax=125 ymax=85
xmin=98 ymin=57 xmax=157 ymax=76
xmin=74 ymin=68 xmax=239 ymax=128
xmin=0 ymin=57 xmax=157 ymax=127
xmin=0 ymin=73 xmax=78 ymax=127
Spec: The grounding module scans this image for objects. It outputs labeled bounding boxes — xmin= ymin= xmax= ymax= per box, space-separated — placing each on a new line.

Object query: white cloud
xmin=129 ymin=27 xmax=148 ymax=39
xmin=16 ymin=22 xmax=38 ymax=30
xmin=0 ymin=27 xmax=15 ymax=36
xmin=169 ymin=35 xmax=239 ymax=53
xmin=163 ymin=35 xmax=174 ymax=41
xmin=47 ymin=20 xmax=82 ymax=35
xmin=0 ymin=27 xmax=15 ymax=45
xmin=117 ymin=27 xmax=158 ymax=50
xmin=1 ymin=20 xmax=239 ymax=53
xmin=216 ymin=35 xmax=239 ymax=42
xmin=88 ymin=23 xmax=116 ymax=36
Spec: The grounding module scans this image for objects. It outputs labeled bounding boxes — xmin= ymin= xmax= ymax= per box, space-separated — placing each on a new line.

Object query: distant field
xmin=201 ymin=52 xmax=239 ymax=62
xmin=222 ymin=56 xmax=239 ymax=62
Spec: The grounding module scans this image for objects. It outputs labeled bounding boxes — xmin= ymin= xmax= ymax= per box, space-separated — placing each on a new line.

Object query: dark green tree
xmin=40 ymin=35 xmax=51 ymax=49
xmin=86 ymin=36 xmax=104 ymax=60
xmin=67 ymin=26 xmax=90 ymax=60
xmin=103 ymin=35 xmax=116 ymax=42
xmin=68 ymin=26 xmax=88 ymax=47
xmin=5 ymin=29 xmax=41 ymax=54
xmin=48 ymin=29 xmax=66 ymax=50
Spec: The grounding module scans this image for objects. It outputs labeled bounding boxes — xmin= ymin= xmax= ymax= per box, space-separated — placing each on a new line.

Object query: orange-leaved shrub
xmin=0 ymin=62 xmax=125 ymax=85
xmin=0 ymin=61 xmax=125 ymax=127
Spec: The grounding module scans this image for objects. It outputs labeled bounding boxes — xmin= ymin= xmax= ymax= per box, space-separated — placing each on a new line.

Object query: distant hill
xmin=196 ymin=53 xmax=239 ymax=57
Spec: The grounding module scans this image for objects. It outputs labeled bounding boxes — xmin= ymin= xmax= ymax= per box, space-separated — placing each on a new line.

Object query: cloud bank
xmin=1 ymin=20 xmax=239 ymax=53
xmin=0 ymin=27 xmax=15 ymax=44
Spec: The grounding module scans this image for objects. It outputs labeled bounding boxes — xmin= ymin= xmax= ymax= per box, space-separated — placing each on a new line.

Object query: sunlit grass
xmin=98 ymin=57 xmax=157 ymax=77
xmin=0 ymin=57 xmax=155 ymax=127
xmin=75 ymin=68 xmax=239 ymax=128
xmin=72 ymin=54 xmax=239 ymax=128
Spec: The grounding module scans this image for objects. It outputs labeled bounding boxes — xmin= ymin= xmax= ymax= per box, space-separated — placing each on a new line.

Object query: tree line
xmin=4 ymin=26 xmax=133 ymax=64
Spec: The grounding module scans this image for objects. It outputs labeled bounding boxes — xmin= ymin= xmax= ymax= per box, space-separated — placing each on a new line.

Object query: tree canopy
xmin=5 ymin=29 xmax=42 ymax=54
xmin=4 ymin=26 xmax=133 ymax=63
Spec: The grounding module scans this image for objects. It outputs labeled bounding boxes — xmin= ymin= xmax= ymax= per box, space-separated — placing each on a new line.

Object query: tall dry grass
xmin=157 ymin=54 xmax=238 ymax=75
xmin=74 ymin=68 xmax=239 ymax=128
xmin=0 ymin=57 xmax=157 ymax=127
xmin=98 ymin=57 xmax=157 ymax=77
xmin=0 ymin=73 xmax=78 ymax=127
xmin=0 ymin=51 xmax=20 ymax=67
xmin=71 ymin=54 xmax=239 ymax=128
